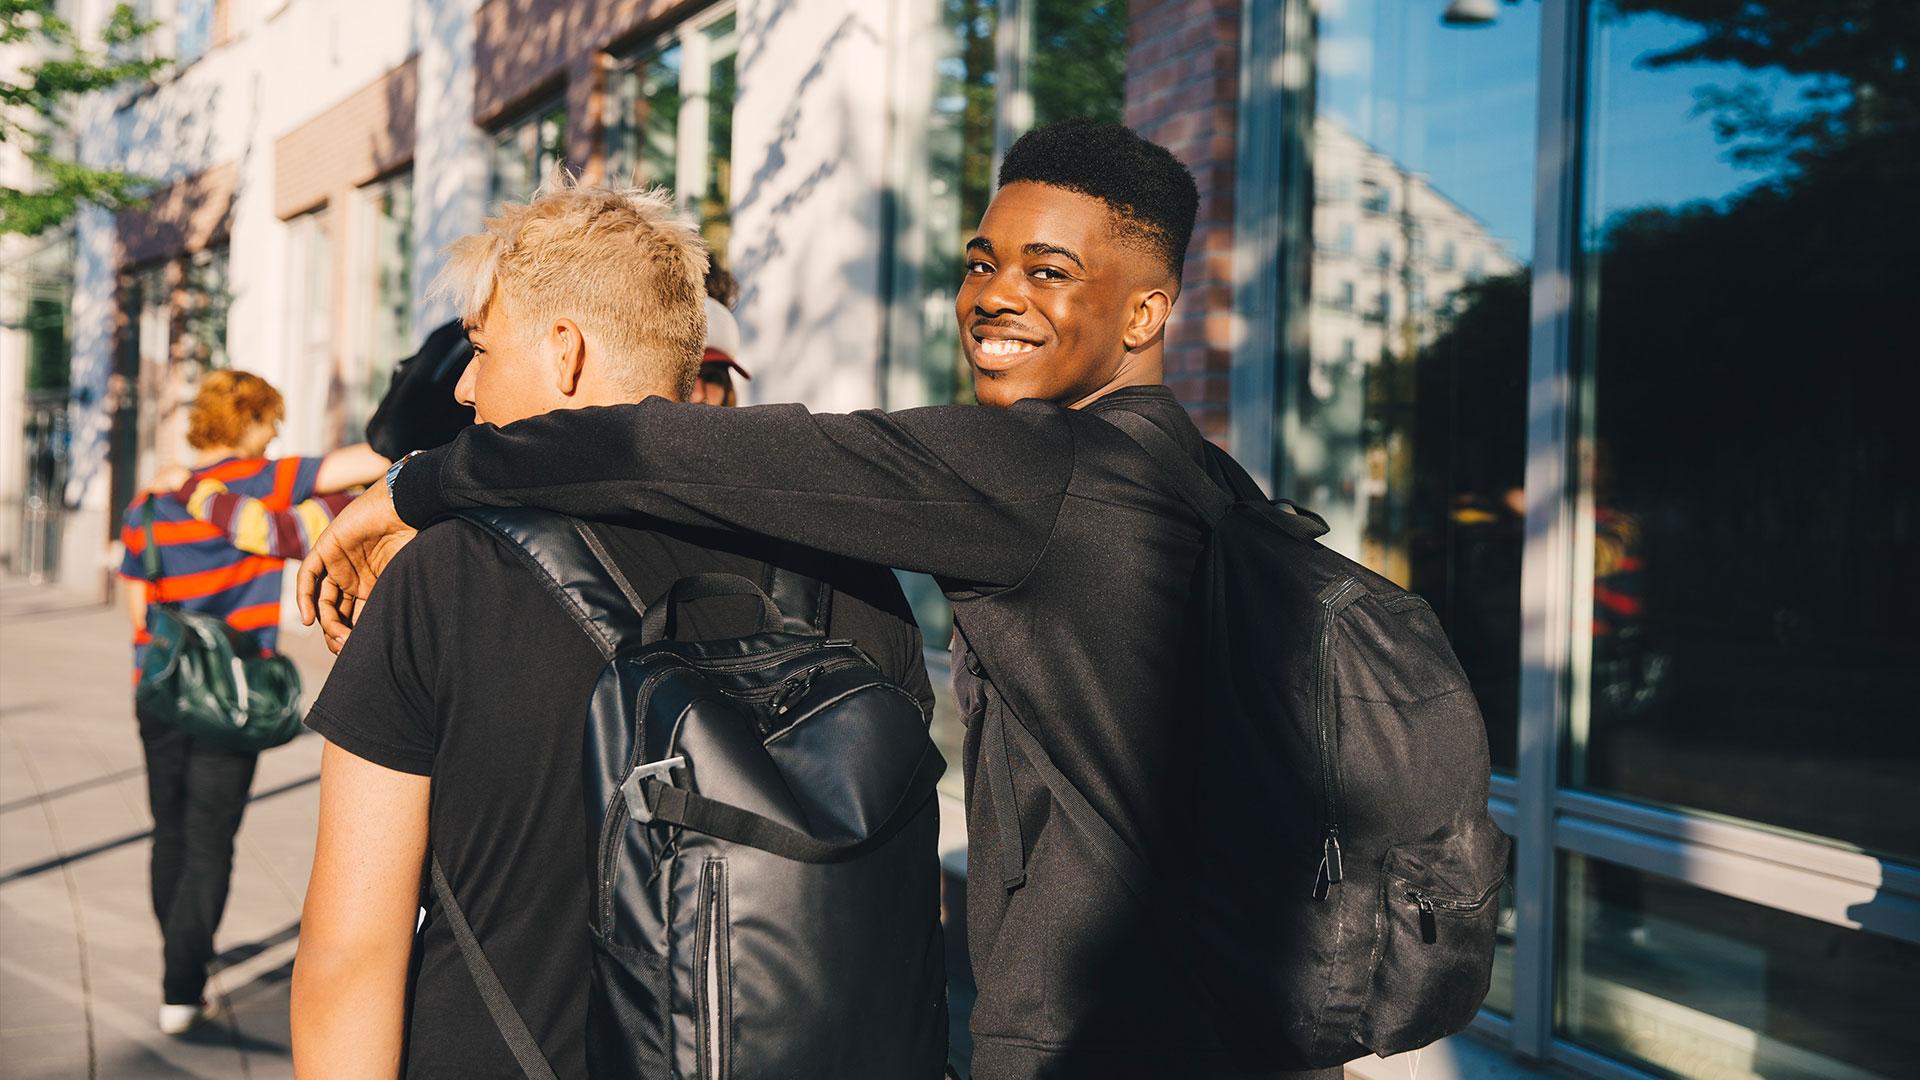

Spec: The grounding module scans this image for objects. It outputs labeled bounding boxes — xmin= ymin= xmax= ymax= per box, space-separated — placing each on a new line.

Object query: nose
xmin=453 ymin=354 xmax=477 ymax=408
xmin=971 ymin=264 xmax=1026 ymax=317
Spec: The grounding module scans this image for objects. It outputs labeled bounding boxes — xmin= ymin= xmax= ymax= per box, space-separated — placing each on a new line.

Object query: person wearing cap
xmin=691 ymin=293 xmax=750 ymax=406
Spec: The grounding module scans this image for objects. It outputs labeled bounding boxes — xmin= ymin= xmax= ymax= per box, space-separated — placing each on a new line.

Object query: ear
xmin=550 ymin=318 xmax=587 ymax=396
xmin=1122 ymin=285 xmax=1175 ymax=352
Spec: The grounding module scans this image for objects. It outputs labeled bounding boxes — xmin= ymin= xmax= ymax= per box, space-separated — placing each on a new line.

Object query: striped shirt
xmin=120 ymin=456 xmax=325 ymax=678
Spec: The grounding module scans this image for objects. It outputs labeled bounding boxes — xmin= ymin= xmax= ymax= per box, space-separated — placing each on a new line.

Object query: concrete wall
xmin=729 ymin=0 xmax=891 ymax=412
xmin=61 ymin=0 xmax=419 ymax=586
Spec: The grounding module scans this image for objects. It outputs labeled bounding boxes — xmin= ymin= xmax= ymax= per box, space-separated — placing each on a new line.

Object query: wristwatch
xmin=385 ymin=450 xmax=422 ymax=499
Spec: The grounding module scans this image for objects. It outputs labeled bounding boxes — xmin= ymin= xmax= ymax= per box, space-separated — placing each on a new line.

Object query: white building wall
xmin=410 ymin=0 xmax=487 ymax=340
xmin=43 ymin=0 xmax=901 ymax=589
xmin=59 ymin=0 xmax=417 ymax=589
xmin=730 ymin=0 xmax=891 ymax=412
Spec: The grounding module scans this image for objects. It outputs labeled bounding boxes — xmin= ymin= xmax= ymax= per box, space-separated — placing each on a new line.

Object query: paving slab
xmin=2 ymin=578 xmax=337 ymax=1079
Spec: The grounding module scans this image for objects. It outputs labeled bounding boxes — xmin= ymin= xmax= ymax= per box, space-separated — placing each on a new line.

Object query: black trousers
xmin=137 ymin=707 xmax=259 ymax=1005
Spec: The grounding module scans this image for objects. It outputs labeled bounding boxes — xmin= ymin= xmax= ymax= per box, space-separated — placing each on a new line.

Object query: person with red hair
xmin=120 ymin=370 xmax=387 ymax=1035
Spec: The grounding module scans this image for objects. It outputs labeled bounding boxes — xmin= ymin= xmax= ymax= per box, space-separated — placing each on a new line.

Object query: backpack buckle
xmin=621 ymin=756 xmax=687 ymax=823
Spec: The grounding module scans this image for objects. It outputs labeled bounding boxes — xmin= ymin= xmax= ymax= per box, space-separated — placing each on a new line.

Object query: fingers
xmin=317 ymin=580 xmax=353 ymax=651
xmin=297 ymin=550 xmax=325 ymax=626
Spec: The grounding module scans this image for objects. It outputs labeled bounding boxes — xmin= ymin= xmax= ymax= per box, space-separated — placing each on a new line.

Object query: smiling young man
xmin=301 ymin=120 xmax=1337 ymax=1079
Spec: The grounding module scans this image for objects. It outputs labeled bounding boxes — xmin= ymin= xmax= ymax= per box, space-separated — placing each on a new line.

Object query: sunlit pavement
xmin=1 ymin=578 xmax=336 ymax=1079
xmin=0 ymin=577 xmax=1536 ymax=1080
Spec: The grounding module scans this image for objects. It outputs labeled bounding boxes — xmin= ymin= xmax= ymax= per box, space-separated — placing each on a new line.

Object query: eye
xmin=1031 ymin=266 xmax=1067 ymax=281
xmin=965 ymin=259 xmax=994 ymax=275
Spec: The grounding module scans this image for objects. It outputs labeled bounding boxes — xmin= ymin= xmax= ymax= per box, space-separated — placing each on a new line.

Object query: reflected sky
xmin=1586 ymin=11 xmax=1832 ymax=224
xmin=1317 ymin=1 xmax=1541 ymax=260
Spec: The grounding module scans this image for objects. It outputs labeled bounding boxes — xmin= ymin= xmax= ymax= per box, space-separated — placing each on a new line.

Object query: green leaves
xmin=1 ymin=1 xmax=165 ymax=235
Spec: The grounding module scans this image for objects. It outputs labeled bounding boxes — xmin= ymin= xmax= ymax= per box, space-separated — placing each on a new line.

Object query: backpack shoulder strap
xmin=1100 ymin=410 xmax=1232 ymax=527
xmin=454 ymin=508 xmax=648 ymax=660
xmin=428 ymin=855 xmax=561 ymax=1080
xmin=1102 ymin=410 xmax=1331 ymax=543
xmin=759 ymin=554 xmax=832 ymax=635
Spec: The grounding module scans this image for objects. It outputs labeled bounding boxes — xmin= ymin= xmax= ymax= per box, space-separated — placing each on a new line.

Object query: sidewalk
xmin=1 ymin=576 xmax=1550 ymax=1080
xmin=1 ymin=578 xmax=337 ymax=1079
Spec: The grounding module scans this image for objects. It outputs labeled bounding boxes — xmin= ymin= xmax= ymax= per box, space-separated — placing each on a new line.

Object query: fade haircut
xmin=996 ymin=117 xmax=1199 ymax=285
xmin=435 ymin=179 xmax=709 ymax=401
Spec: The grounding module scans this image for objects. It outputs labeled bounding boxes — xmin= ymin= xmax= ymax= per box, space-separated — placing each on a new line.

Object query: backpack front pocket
xmin=1353 ymin=816 xmax=1509 ymax=1056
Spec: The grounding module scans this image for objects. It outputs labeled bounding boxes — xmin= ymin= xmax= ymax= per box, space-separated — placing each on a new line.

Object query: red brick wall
xmin=1126 ymin=0 xmax=1239 ymax=442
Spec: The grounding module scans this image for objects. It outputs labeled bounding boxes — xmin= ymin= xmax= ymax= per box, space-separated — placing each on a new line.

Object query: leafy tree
xmin=1 ymin=1 xmax=165 ymax=236
xmin=1610 ymin=0 xmax=1919 ymax=175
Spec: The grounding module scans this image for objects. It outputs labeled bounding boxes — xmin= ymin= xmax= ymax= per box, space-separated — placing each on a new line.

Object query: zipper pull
xmin=770 ymin=666 xmax=819 ymax=717
xmin=1416 ymin=893 xmax=1437 ymax=944
xmin=1312 ymin=834 xmax=1344 ymax=900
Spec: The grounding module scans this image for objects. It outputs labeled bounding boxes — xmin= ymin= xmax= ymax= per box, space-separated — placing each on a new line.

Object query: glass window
xmin=1572 ymin=0 xmax=1920 ymax=861
xmin=1287 ymin=0 xmax=1540 ymax=772
xmin=175 ymin=0 xmax=212 ymax=64
xmin=1559 ymin=855 xmax=1918 ymax=1080
xmin=348 ymin=173 xmax=413 ymax=444
xmin=179 ymin=246 xmax=229 ymax=368
xmin=490 ymin=100 xmax=568 ymax=209
xmin=284 ymin=208 xmax=333 ymax=447
xmin=1029 ymin=0 xmax=1126 ymax=128
xmin=606 ymin=10 xmax=739 ymax=267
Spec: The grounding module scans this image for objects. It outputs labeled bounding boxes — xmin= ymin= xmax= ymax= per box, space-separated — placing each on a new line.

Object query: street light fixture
xmin=1442 ymin=0 xmax=1499 ymax=25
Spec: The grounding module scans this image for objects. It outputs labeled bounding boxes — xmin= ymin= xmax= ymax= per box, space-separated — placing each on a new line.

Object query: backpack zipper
xmin=1405 ymin=877 xmax=1501 ymax=944
xmin=1312 ymin=577 xmax=1363 ymax=900
xmin=696 ymin=859 xmax=731 ymax=1079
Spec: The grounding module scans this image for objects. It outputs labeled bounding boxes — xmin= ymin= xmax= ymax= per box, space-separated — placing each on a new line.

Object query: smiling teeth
xmin=977 ymin=339 xmax=1037 ymax=357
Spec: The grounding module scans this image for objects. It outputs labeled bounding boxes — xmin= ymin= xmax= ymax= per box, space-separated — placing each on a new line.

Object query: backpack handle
xmin=639 ymin=573 xmax=784 ymax=645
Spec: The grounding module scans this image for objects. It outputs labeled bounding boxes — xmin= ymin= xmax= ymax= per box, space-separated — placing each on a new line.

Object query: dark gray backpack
xmin=429 ymin=509 xmax=949 ymax=1079
xmin=980 ymin=413 xmax=1509 ymax=1070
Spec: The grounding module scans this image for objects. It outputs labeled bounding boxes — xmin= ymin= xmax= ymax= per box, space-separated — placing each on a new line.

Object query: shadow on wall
xmin=64 ymin=75 xmax=228 ymax=537
xmin=731 ymin=2 xmax=888 ymax=411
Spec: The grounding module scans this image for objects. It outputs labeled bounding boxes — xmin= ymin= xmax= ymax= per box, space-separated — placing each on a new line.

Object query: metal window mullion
xmin=1510 ymin=0 xmax=1585 ymax=1060
xmin=1228 ymin=0 xmax=1310 ymax=496
xmin=991 ymin=0 xmax=1033 ymax=184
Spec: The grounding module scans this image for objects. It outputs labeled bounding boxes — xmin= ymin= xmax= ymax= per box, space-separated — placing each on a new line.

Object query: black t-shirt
xmin=307 ymin=517 xmax=932 ymax=1079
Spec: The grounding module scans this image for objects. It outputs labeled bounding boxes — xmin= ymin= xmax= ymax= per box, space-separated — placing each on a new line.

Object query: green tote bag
xmin=133 ymin=499 xmax=304 ymax=753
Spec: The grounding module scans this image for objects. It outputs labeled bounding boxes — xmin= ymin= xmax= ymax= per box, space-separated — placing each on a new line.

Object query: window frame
xmin=1236 ymin=0 xmax=1920 ymax=1076
xmin=602 ymin=1 xmax=739 ymax=232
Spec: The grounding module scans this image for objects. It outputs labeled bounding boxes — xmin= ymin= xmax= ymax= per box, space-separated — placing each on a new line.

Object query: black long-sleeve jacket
xmin=392 ymin=385 xmax=1287 ymax=1078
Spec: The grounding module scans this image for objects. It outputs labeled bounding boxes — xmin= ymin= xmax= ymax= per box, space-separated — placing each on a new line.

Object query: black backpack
xmin=364 ymin=319 xmax=476 ymax=459
xmin=427 ymin=509 xmax=950 ymax=1079
xmin=983 ymin=412 xmax=1508 ymax=1070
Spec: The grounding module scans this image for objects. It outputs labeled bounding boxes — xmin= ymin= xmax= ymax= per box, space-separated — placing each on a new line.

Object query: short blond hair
xmin=435 ymin=180 xmax=709 ymax=400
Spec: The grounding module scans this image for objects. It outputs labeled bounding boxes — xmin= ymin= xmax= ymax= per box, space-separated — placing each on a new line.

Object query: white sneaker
xmin=158 ymin=998 xmax=215 ymax=1035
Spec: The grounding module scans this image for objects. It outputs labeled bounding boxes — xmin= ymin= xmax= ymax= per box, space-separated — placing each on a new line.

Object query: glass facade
xmin=1559 ymin=855 xmax=1919 ymax=1080
xmin=1570 ymin=0 xmax=1920 ymax=864
xmin=490 ymin=100 xmax=569 ymax=209
xmin=1256 ymin=3 xmax=1920 ymax=1079
xmin=605 ymin=8 xmax=739 ymax=267
xmin=178 ymin=246 xmax=229 ymax=369
xmin=348 ymin=173 xmax=414 ymax=443
xmin=1292 ymin=0 xmax=1541 ymax=774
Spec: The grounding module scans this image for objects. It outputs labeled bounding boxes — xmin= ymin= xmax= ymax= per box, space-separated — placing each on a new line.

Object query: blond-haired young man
xmin=288 ymin=184 xmax=932 ymax=1078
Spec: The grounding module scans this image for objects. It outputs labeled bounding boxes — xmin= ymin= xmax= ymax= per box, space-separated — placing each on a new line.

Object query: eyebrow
xmin=963 ymin=236 xmax=1087 ymax=271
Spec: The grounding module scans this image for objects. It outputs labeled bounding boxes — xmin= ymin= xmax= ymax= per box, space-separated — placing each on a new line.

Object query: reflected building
xmin=1302 ymin=116 xmax=1521 ymax=585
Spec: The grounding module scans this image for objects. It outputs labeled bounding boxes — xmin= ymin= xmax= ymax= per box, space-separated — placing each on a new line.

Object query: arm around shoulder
xmin=314 ymin=443 xmax=391 ymax=494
